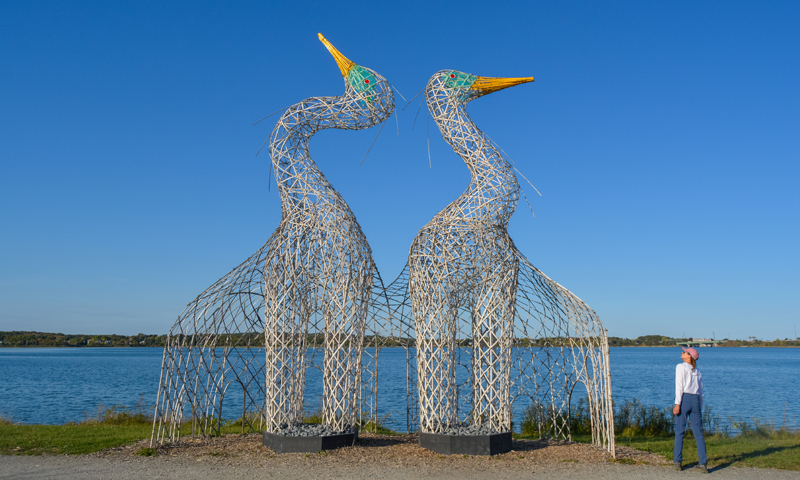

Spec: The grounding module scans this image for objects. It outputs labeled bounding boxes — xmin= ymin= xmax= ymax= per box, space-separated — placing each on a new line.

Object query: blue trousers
xmin=674 ymin=393 xmax=707 ymax=465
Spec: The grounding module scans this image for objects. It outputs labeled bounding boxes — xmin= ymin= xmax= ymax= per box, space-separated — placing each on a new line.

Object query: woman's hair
xmin=689 ymin=356 xmax=697 ymax=370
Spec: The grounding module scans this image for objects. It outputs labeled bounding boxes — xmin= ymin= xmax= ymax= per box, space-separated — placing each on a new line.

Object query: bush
xmin=732 ymin=416 xmax=800 ymax=440
xmin=614 ymin=399 xmax=673 ymax=437
xmin=520 ymin=398 xmax=592 ymax=438
xmin=519 ymin=397 xmax=675 ymax=439
xmin=520 ymin=398 xmax=689 ymax=438
xmin=303 ymin=408 xmax=323 ymax=424
xmin=81 ymin=393 xmax=153 ymax=426
xmin=135 ymin=447 xmax=158 ymax=456
xmin=519 ymin=397 xmax=799 ymax=441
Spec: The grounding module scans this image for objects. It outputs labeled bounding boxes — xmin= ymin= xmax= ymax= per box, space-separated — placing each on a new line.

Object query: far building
xmin=677 ymin=338 xmax=721 ymax=348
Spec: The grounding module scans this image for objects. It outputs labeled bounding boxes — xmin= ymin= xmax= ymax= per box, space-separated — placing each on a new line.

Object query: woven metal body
xmin=151 ymin=35 xmax=395 ymax=444
xmin=407 ymin=70 xmax=615 ymax=453
xmin=262 ymin=56 xmax=394 ymax=433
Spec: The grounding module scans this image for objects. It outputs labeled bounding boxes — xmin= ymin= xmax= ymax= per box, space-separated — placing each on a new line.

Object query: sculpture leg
xmin=412 ymin=268 xmax=458 ymax=434
xmin=470 ymin=246 xmax=518 ymax=432
xmin=322 ymin=264 xmax=370 ymax=431
xmin=264 ymin=254 xmax=308 ymax=433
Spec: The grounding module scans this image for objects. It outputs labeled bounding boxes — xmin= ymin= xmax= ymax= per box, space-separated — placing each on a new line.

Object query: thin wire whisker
xmin=485 ymin=134 xmax=543 ymax=196
xmin=391 ymin=84 xmax=407 ymax=102
xmin=360 ymin=117 xmax=388 ymax=166
xmin=253 ymin=104 xmax=293 ymax=126
xmin=402 ymin=86 xmax=426 ymax=111
xmin=427 ymin=112 xmax=431 ymax=169
xmin=256 ymin=137 xmax=269 ymax=157
xmin=520 ymin=187 xmax=535 ymax=218
xmin=412 ymin=97 xmax=424 ymax=130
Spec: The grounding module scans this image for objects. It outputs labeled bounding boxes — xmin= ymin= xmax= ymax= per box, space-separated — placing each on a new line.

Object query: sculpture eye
xmin=450 ymin=73 xmax=456 ymax=79
xmin=364 ymin=79 xmax=370 ymax=84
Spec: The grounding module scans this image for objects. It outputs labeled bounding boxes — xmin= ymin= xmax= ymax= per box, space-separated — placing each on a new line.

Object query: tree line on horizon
xmin=1 ymin=331 xmax=798 ymax=348
xmin=607 ymin=335 xmax=800 ymax=347
xmin=0 ymin=331 xmax=166 ymax=348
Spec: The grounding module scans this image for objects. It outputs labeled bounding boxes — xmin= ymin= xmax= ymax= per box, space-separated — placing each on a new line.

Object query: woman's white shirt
xmin=674 ymin=362 xmax=704 ymax=407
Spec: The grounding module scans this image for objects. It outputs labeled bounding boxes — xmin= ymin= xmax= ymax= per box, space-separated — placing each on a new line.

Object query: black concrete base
xmin=418 ymin=431 xmax=512 ymax=456
xmin=263 ymin=430 xmax=358 ymax=453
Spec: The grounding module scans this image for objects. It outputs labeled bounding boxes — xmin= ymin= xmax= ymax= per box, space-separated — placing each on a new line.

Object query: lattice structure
xmin=151 ymin=34 xmax=395 ymax=444
xmin=406 ymin=70 xmax=614 ymax=453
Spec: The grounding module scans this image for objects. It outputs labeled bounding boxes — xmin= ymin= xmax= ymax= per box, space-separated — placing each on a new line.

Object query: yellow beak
xmin=471 ymin=76 xmax=535 ymax=95
xmin=318 ymin=33 xmax=355 ymax=78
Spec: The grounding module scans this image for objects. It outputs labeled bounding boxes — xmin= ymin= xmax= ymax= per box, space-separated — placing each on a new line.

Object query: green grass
xmin=362 ymin=423 xmax=400 ymax=435
xmin=11 ymin=396 xmax=794 ymax=470
xmin=136 ymin=447 xmax=158 ymax=456
xmin=517 ymin=398 xmax=800 ymax=471
xmin=0 ymin=397 xmax=162 ymax=455
xmin=615 ymin=433 xmax=800 ymax=471
xmin=0 ymin=423 xmax=154 ymax=455
xmin=6 ymin=421 xmax=799 ymax=471
xmin=0 ymin=400 xmax=399 ymax=456
xmin=534 ymin=431 xmax=800 ymax=471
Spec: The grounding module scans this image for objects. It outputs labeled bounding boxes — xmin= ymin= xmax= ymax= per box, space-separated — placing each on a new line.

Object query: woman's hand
xmin=673 ymin=404 xmax=680 ymax=415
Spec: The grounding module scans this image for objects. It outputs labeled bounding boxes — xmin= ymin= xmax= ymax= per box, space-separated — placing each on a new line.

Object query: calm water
xmin=0 ymin=347 xmax=798 ymax=431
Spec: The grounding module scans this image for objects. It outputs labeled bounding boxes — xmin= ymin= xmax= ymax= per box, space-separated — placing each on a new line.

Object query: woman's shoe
xmin=694 ymin=464 xmax=709 ymax=473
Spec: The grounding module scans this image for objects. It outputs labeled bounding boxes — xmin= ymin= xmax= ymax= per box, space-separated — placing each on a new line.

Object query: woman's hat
xmin=681 ymin=347 xmax=699 ymax=360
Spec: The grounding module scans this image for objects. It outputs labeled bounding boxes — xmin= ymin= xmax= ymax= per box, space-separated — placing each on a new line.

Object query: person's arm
xmin=673 ymin=364 xmax=683 ymax=415
xmin=698 ymin=371 xmax=704 ymax=410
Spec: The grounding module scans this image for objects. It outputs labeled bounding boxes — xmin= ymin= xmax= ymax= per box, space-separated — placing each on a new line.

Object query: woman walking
xmin=673 ymin=346 xmax=708 ymax=472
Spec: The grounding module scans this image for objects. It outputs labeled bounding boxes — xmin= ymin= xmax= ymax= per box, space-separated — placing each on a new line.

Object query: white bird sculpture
xmin=406 ymin=69 xmax=613 ymax=452
xmin=152 ymin=34 xmax=395 ymax=442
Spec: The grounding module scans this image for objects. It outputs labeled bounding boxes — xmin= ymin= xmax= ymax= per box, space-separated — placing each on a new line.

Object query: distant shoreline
xmin=2 ymin=331 xmax=798 ymax=349
xmin=0 ymin=345 xmax=164 ymax=348
xmin=2 ymin=344 xmax=798 ymax=349
xmin=608 ymin=345 xmax=800 ymax=348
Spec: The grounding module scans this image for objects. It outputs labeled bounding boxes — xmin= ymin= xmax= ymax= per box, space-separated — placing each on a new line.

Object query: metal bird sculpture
xmin=263 ymin=34 xmax=394 ymax=434
xmin=152 ymin=34 xmax=395 ymax=443
xmin=405 ymin=70 xmax=614 ymax=451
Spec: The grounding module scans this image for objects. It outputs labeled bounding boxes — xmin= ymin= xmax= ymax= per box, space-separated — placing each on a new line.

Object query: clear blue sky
xmin=1 ymin=1 xmax=798 ymax=340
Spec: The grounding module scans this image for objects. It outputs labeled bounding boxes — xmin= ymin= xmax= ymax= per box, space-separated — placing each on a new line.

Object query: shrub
xmin=520 ymin=399 xmax=590 ymax=438
xmin=732 ymin=416 xmax=800 ymax=440
xmin=135 ymin=447 xmax=158 ymax=456
xmin=520 ymin=397 xmax=799 ymax=440
xmin=81 ymin=393 xmax=153 ymax=426
xmin=614 ymin=399 xmax=673 ymax=437
xmin=303 ymin=408 xmax=323 ymax=424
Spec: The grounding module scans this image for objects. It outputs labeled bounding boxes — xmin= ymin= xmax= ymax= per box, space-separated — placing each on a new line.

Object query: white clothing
xmin=674 ymin=362 xmax=704 ymax=407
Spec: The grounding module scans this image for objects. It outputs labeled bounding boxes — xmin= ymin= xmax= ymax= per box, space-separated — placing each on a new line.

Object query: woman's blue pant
xmin=674 ymin=393 xmax=707 ymax=465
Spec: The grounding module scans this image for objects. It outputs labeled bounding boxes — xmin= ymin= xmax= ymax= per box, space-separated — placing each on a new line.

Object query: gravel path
xmin=0 ymin=433 xmax=796 ymax=479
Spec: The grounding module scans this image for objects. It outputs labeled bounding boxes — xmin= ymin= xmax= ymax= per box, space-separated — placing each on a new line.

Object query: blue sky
xmin=1 ymin=1 xmax=798 ymax=340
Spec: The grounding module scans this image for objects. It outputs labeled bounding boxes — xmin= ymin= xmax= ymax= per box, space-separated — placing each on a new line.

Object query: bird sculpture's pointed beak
xmin=470 ymin=76 xmax=534 ymax=95
xmin=318 ymin=33 xmax=355 ymax=78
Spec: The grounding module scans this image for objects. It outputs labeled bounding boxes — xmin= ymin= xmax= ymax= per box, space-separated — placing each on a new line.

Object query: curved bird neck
xmin=268 ymin=96 xmax=354 ymax=223
xmin=428 ymin=98 xmax=520 ymax=228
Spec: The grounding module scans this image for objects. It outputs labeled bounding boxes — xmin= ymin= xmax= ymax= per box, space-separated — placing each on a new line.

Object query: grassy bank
xmin=516 ymin=398 xmax=800 ymax=470
xmin=0 ymin=401 xmax=394 ymax=455
xmin=616 ymin=433 xmax=800 ymax=470
xmin=4 ymin=400 xmax=799 ymax=472
xmin=613 ymin=407 xmax=800 ymax=470
xmin=0 ymin=421 xmax=153 ymax=455
xmin=0 ymin=399 xmax=159 ymax=455
xmin=5 ymin=422 xmax=799 ymax=471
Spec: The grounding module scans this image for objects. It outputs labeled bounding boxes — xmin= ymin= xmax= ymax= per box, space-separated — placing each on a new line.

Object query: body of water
xmin=0 ymin=347 xmax=798 ymax=432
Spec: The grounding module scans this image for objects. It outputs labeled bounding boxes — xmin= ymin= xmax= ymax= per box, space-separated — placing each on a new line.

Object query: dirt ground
xmin=1 ymin=433 xmax=797 ymax=479
xmin=94 ymin=432 xmax=665 ymax=468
